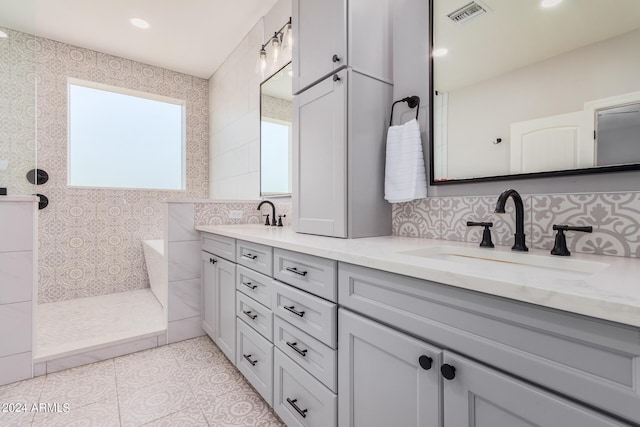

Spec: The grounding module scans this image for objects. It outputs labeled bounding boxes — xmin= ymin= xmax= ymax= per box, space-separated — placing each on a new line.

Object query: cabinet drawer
xmin=237 ymin=291 xmax=273 ymax=342
xmin=237 ymin=240 xmax=273 ymax=276
xmin=339 ymin=262 xmax=640 ymax=424
xmin=202 ymin=233 xmax=236 ymax=262
xmin=274 ymin=316 xmax=337 ymax=393
xmin=237 ymin=319 xmax=274 ymax=406
xmin=274 ymin=349 xmax=337 ymax=427
xmin=236 ymin=265 xmax=272 ymax=309
xmin=273 ymin=280 xmax=337 ymax=349
xmin=274 ymin=248 xmax=337 ymax=302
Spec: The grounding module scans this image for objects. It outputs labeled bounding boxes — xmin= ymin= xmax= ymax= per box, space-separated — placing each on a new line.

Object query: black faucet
xmin=494 ymin=189 xmax=528 ymax=252
xmin=257 ymin=200 xmax=277 ymax=227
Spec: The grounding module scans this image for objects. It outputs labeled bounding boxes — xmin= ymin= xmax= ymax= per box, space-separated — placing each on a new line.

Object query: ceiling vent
xmin=447 ymin=1 xmax=489 ymax=24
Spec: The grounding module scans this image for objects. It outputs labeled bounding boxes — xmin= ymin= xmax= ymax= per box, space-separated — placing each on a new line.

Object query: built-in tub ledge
xmin=143 ymin=239 xmax=167 ymax=308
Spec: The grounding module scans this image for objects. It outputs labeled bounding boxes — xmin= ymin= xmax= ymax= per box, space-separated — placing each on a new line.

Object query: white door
xmin=510 ymin=111 xmax=594 ymax=174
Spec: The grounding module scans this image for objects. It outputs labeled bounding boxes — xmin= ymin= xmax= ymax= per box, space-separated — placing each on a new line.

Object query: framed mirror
xmin=430 ymin=0 xmax=640 ymax=185
xmin=260 ymin=62 xmax=293 ymax=196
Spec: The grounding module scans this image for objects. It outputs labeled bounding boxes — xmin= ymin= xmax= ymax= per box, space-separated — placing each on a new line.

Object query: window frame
xmin=66 ymin=77 xmax=187 ymax=191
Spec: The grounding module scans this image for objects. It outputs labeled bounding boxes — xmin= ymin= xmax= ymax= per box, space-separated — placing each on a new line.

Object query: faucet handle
xmin=466 ymin=221 xmax=495 ymax=248
xmin=263 ymin=214 xmax=271 ymax=226
xmin=277 ymin=215 xmax=287 ymax=227
xmin=550 ymin=225 xmax=593 ymax=256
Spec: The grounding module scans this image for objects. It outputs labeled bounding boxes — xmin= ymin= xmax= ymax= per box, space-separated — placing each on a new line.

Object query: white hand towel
xmin=384 ymin=118 xmax=427 ymax=203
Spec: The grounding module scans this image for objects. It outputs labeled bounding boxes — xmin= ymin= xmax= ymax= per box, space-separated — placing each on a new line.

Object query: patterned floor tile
xmin=140 ymin=405 xmax=208 ymax=427
xmin=0 ymin=376 xmax=45 ymax=427
xmin=200 ymin=389 xmax=284 ymax=427
xmin=40 ymin=360 xmax=117 ymax=410
xmin=115 ymin=346 xmax=182 ymax=392
xmin=31 ymin=397 xmax=120 ymax=427
xmin=118 ymin=372 xmax=197 ymax=427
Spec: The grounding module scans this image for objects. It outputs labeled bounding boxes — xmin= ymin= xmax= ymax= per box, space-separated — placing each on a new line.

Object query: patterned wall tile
xmin=531 ymin=193 xmax=640 ymax=258
xmin=9 ymin=28 xmax=212 ymax=303
xmin=194 ymin=201 xmax=292 ymax=227
xmin=392 ymin=198 xmax=440 ymax=239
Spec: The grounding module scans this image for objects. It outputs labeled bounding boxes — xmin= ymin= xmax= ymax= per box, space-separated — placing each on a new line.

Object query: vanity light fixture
xmin=0 ymin=29 xmax=7 ymax=38
xmin=541 ymin=0 xmax=563 ymax=8
xmin=433 ymin=48 xmax=449 ymax=57
xmin=130 ymin=18 xmax=150 ymax=29
xmin=256 ymin=17 xmax=292 ymax=74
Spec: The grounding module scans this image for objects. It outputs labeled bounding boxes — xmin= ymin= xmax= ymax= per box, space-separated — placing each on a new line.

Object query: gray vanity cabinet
xmin=201 ymin=234 xmax=236 ymax=365
xmin=338 ymin=309 xmax=441 ymax=427
xmin=292 ymin=0 xmax=393 ymax=94
xmin=443 ymin=353 xmax=627 ymax=427
xmin=201 ymin=251 xmax=236 ymax=364
xmin=293 ymin=69 xmax=392 ymax=238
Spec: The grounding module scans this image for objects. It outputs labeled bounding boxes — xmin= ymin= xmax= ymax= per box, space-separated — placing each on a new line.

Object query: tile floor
xmin=36 ymin=289 xmax=165 ymax=360
xmin=0 ymin=336 xmax=284 ymax=427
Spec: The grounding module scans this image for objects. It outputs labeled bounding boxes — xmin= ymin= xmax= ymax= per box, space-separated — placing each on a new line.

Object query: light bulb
xmin=541 ymin=0 xmax=562 ymax=8
xmin=432 ymin=48 xmax=448 ymax=57
xmin=271 ymin=33 xmax=281 ymax=62
xmin=255 ymin=47 xmax=267 ymax=74
xmin=130 ymin=18 xmax=150 ymax=29
xmin=282 ymin=23 xmax=293 ymax=50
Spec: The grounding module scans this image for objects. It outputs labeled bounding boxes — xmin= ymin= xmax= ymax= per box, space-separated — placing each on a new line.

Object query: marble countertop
xmin=196 ymin=224 xmax=640 ymax=328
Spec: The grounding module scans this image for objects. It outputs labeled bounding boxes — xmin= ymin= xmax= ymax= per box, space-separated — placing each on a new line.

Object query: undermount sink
xmin=399 ymin=246 xmax=609 ymax=280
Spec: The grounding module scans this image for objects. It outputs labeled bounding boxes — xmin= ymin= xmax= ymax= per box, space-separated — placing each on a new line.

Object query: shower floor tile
xmin=36 ymin=289 xmax=166 ymax=361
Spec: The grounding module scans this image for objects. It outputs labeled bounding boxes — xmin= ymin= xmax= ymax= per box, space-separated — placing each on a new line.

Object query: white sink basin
xmin=399 ymin=246 xmax=609 ymax=281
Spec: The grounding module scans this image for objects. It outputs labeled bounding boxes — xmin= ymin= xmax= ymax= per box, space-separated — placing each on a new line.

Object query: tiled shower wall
xmin=393 ymin=192 xmax=640 ymax=258
xmin=26 ymin=30 xmax=209 ymax=303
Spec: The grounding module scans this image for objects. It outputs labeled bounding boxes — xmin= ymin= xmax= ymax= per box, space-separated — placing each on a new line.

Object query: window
xmin=68 ymin=78 xmax=185 ymax=190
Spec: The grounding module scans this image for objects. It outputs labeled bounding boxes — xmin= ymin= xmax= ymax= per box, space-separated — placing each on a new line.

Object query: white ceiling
xmin=434 ymin=0 xmax=640 ymax=91
xmin=0 ymin=0 xmax=279 ymax=79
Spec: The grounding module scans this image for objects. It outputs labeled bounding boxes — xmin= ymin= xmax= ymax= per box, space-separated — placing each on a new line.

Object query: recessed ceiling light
xmin=541 ymin=0 xmax=563 ymax=8
xmin=130 ymin=18 xmax=150 ymax=29
xmin=432 ymin=48 xmax=449 ymax=57
xmin=0 ymin=30 xmax=8 ymax=39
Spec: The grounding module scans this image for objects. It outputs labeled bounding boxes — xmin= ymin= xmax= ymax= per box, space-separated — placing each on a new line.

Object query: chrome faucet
xmin=257 ymin=200 xmax=277 ymax=226
xmin=494 ymin=189 xmax=528 ymax=252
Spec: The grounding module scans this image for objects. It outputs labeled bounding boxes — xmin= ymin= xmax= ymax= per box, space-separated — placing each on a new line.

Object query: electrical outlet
xmin=229 ymin=210 xmax=243 ymax=219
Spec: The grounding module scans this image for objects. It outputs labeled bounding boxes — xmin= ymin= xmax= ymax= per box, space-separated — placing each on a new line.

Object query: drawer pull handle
xmin=243 ymin=354 xmax=258 ymax=366
xmin=242 ymin=281 xmax=257 ymax=290
xmin=209 ymin=257 xmax=217 ymax=264
xmin=286 ymin=267 xmax=308 ymax=276
xmin=284 ymin=305 xmax=305 ymax=317
xmin=286 ymin=398 xmax=308 ymax=418
xmin=286 ymin=341 xmax=308 ymax=357
xmin=242 ymin=253 xmax=258 ymax=260
xmin=243 ymin=310 xmax=258 ymax=320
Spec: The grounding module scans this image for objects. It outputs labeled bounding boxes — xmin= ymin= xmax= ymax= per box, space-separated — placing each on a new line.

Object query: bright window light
xmin=68 ymin=79 xmax=185 ymax=190
xmin=261 ymin=120 xmax=291 ymax=194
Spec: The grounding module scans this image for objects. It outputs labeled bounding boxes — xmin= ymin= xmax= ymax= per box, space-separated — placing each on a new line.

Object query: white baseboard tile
xmin=45 ymin=336 xmax=160 ymax=374
xmin=0 ymin=352 xmax=32 ymax=386
xmin=33 ymin=362 xmax=46 ymax=377
xmin=158 ymin=332 xmax=168 ymax=346
xmin=168 ymin=316 xmax=205 ymax=344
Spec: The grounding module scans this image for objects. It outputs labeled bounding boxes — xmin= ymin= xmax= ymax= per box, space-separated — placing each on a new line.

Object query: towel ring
xmin=390 ymin=96 xmax=420 ymax=126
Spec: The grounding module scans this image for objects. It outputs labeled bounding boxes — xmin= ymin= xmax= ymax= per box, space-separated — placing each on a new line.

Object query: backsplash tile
xmin=393 ymin=192 xmax=640 ymax=258
xmin=531 ymin=193 xmax=640 ymax=257
xmin=194 ymin=201 xmax=292 ymax=227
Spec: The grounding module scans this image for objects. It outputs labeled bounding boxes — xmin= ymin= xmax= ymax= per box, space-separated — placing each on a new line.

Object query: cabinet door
xmin=338 ymin=309 xmax=442 ymax=427
xmin=214 ymin=257 xmax=237 ymax=365
xmin=443 ymin=352 xmax=627 ymax=427
xmin=293 ymin=71 xmax=347 ymax=238
xmin=292 ymin=0 xmax=346 ymax=94
xmin=201 ymin=252 xmax=217 ymax=340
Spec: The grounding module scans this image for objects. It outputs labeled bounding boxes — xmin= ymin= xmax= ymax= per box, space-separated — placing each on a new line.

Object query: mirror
xmin=431 ymin=0 xmax=640 ymax=184
xmin=260 ymin=62 xmax=293 ymax=196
